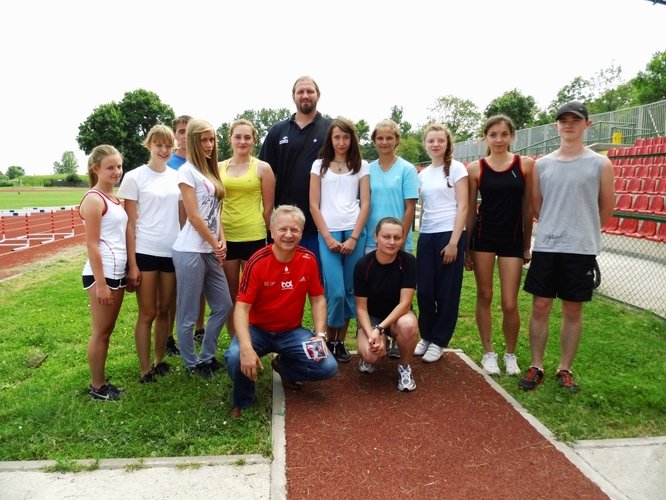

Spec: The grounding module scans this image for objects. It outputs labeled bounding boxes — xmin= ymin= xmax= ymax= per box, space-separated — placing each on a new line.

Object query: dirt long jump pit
xmin=283 ymin=353 xmax=607 ymax=499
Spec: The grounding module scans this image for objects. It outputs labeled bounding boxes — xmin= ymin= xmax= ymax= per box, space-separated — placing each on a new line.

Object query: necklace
xmin=331 ymin=160 xmax=347 ymax=173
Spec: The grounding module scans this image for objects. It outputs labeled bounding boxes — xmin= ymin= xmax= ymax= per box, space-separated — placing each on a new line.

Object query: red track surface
xmin=285 ymin=353 xmax=607 ymax=499
xmin=0 ymin=208 xmax=85 ymax=279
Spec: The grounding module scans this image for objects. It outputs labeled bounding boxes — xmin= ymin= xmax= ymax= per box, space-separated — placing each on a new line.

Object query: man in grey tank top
xmin=519 ymin=102 xmax=615 ymax=393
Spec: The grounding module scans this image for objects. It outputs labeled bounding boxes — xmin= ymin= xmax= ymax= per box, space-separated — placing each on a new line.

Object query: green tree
xmin=77 ymin=89 xmax=174 ymax=172
xmin=631 ymin=50 xmax=666 ymax=105
xmin=217 ymin=108 xmax=291 ymax=160
xmin=6 ymin=165 xmax=25 ymax=179
xmin=53 ymin=151 xmax=79 ymax=175
xmin=427 ymin=95 xmax=481 ymax=142
xmin=484 ymin=89 xmax=538 ymax=130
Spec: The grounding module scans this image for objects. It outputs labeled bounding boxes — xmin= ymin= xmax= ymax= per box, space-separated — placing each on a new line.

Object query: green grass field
xmin=0 ymin=188 xmax=89 ymax=210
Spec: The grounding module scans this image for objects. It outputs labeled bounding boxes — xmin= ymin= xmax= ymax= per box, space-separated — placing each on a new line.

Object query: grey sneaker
xmin=481 ymin=352 xmax=500 ymax=376
xmin=388 ymin=338 xmax=401 ymax=358
xmin=504 ymin=353 xmax=521 ymax=376
xmin=422 ymin=343 xmax=444 ymax=363
xmin=397 ymin=364 xmax=416 ymax=392
xmin=414 ymin=339 xmax=431 ymax=356
xmin=358 ymin=358 xmax=376 ymax=374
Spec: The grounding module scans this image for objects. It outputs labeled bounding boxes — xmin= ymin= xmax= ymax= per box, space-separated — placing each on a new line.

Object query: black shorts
xmin=227 ymin=239 xmax=266 ymax=261
xmin=135 ymin=253 xmax=175 ymax=273
xmin=356 ymin=315 xmax=395 ymax=338
xmin=470 ymin=234 xmax=524 ymax=258
xmin=82 ymin=275 xmax=127 ymax=290
xmin=523 ymin=251 xmax=596 ymax=302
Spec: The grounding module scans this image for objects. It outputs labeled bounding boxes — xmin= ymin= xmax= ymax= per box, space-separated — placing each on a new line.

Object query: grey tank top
xmin=533 ymin=148 xmax=605 ymax=255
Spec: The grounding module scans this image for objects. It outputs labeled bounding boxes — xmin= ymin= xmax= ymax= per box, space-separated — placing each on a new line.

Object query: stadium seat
xmin=630 ymin=157 xmax=644 ymax=166
xmin=628 ymin=194 xmax=649 ymax=212
xmin=615 ymin=217 xmax=639 ymax=236
xmin=602 ymin=217 xmax=620 ymax=233
xmin=658 ymin=179 xmax=666 ymax=195
xmin=621 ymin=166 xmax=635 ymax=178
xmin=637 ymin=145 xmax=653 ymax=156
xmin=644 ymin=137 xmax=656 ymax=146
xmin=636 ymin=220 xmax=657 ymax=239
xmin=655 ymin=143 xmax=666 ymax=154
xmin=624 ymin=178 xmax=642 ymax=193
xmin=607 ymin=148 xmax=619 ymax=158
xmin=647 ymin=164 xmax=660 ymax=177
xmin=634 ymin=165 xmax=649 ymax=177
xmin=615 ymin=178 xmax=627 ymax=192
xmin=643 ymin=178 xmax=659 ymax=195
xmin=613 ymin=165 xmax=622 ymax=177
xmin=615 ymin=194 xmax=633 ymax=211
xmin=647 ymin=195 xmax=665 ymax=215
xmin=627 ymin=146 xmax=639 ymax=156
xmin=646 ymin=222 xmax=666 ymax=242
xmin=634 ymin=138 xmax=646 ymax=147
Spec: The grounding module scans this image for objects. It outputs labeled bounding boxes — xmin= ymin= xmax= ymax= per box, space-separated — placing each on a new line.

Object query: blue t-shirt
xmin=167 ymin=153 xmax=187 ymax=170
xmin=364 ymin=157 xmax=419 ymax=252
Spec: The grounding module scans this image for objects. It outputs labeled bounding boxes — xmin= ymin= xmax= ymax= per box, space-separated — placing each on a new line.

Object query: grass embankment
xmin=0 ymin=246 xmax=664 ymax=462
xmin=0 ymin=187 xmax=88 ymax=210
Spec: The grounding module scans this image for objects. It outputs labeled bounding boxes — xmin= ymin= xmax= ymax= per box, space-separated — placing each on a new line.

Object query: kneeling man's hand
xmin=240 ymin=349 xmax=263 ymax=381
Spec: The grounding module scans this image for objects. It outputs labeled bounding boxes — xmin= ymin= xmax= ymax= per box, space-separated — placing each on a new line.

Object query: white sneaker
xmin=358 ymin=358 xmax=376 ymax=374
xmin=481 ymin=352 xmax=500 ymax=376
xmin=422 ymin=343 xmax=444 ymax=363
xmin=504 ymin=353 xmax=521 ymax=376
xmin=414 ymin=339 xmax=431 ymax=356
xmin=397 ymin=364 xmax=416 ymax=392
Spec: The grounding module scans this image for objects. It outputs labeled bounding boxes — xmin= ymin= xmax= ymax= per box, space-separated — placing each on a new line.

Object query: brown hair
xmin=318 ymin=117 xmax=362 ymax=176
xmin=371 ymin=119 xmax=401 ymax=145
xmin=482 ymin=115 xmax=515 ymax=156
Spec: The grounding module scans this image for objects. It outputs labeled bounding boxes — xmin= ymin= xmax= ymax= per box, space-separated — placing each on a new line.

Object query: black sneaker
xmin=518 ymin=366 xmax=544 ymax=391
xmin=207 ymin=357 xmax=224 ymax=372
xmin=152 ymin=361 xmax=170 ymax=376
xmin=190 ymin=362 xmax=214 ymax=379
xmin=193 ymin=328 xmax=205 ymax=345
xmin=166 ymin=336 xmax=180 ymax=356
xmin=334 ymin=342 xmax=352 ymax=363
xmin=89 ymin=384 xmax=122 ymax=401
xmin=139 ymin=370 xmax=157 ymax=384
xmin=388 ymin=338 xmax=401 ymax=359
xmin=557 ymin=369 xmax=580 ymax=393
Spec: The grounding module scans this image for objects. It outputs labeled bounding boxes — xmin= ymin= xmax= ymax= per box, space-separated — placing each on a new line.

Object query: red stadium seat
xmin=627 ymin=146 xmax=639 ymax=156
xmin=646 ymin=222 xmax=666 ymax=242
xmin=655 ymin=143 xmax=666 ymax=154
xmin=643 ymin=178 xmax=659 ymax=195
xmin=636 ymin=220 xmax=657 ymax=239
xmin=637 ymin=145 xmax=653 ymax=156
xmin=616 ymin=218 xmax=639 ymax=237
xmin=634 ymin=165 xmax=649 ymax=177
xmin=621 ymin=166 xmax=635 ymax=178
xmin=624 ymin=178 xmax=642 ymax=193
xmin=615 ymin=194 xmax=633 ymax=211
xmin=647 ymin=195 xmax=665 ymax=215
xmin=628 ymin=194 xmax=649 ymax=212
xmin=647 ymin=164 xmax=660 ymax=177
xmin=644 ymin=137 xmax=655 ymax=146
xmin=613 ymin=165 xmax=622 ymax=177
xmin=615 ymin=178 xmax=627 ymax=192
xmin=658 ymin=179 xmax=666 ymax=195
xmin=602 ymin=217 xmax=620 ymax=233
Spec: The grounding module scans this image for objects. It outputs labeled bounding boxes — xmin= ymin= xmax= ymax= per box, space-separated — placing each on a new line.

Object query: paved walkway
xmin=0 ymin=351 xmax=663 ymax=500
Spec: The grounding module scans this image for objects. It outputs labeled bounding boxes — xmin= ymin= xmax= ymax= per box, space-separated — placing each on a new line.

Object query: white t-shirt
xmin=172 ymin=162 xmax=222 ymax=253
xmin=117 ymin=164 xmax=181 ymax=257
xmin=310 ymin=160 xmax=369 ymax=231
xmin=419 ymin=160 xmax=468 ymax=233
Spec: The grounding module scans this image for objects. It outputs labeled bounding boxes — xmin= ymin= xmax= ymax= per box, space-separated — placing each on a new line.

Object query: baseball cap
xmin=556 ymin=101 xmax=589 ymax=120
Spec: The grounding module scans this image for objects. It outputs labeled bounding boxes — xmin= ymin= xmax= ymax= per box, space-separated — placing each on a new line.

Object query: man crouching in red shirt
xmin=224 ymin=205 xmax=338 ymax=418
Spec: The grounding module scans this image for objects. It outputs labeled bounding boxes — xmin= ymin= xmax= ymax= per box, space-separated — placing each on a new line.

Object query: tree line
xmin=10 ymin=49 xmax=664 ymax=178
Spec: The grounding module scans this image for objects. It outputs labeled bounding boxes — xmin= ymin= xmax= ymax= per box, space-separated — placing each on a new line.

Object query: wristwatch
xmin=315 ymin=332 xmax=328 ymax=342
xmin=373 ymin=325 xmax=386 ymax=335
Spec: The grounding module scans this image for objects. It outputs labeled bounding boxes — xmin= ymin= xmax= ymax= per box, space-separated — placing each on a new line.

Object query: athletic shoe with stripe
xmin=397 ymin=364 xmax=416 ymax=392
xmin=518 ymin=366 xmax=544 ymax=391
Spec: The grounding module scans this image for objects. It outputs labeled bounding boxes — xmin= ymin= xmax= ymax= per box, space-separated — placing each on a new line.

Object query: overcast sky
xmin=2 ymin=0 xmax=665 ymax=175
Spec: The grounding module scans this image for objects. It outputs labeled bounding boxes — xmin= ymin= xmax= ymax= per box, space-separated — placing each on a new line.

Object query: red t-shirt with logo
xmin=237 ymin=244 xmax=323 ymax=332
